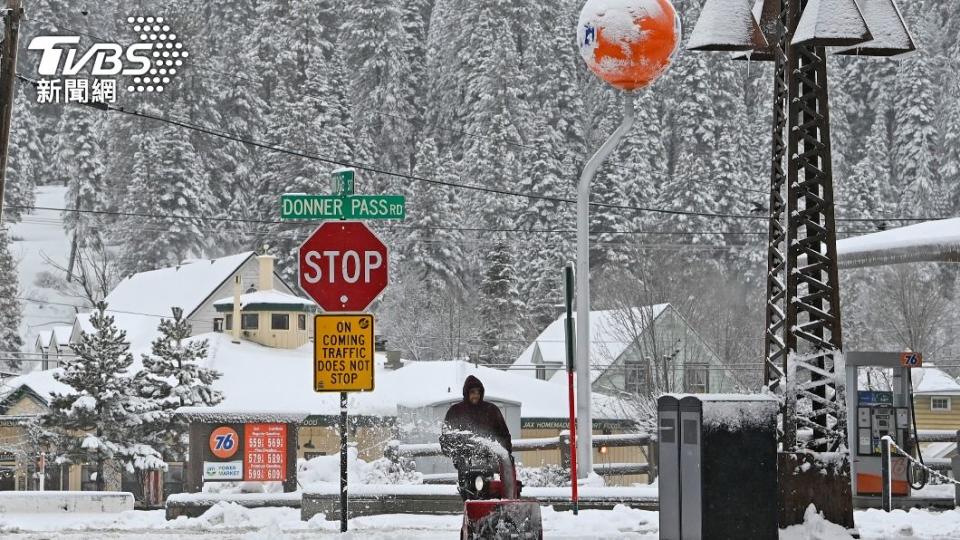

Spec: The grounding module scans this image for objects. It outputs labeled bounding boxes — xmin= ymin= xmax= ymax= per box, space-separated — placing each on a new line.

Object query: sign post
xmin=297 ymin=169 xmax=393 ymax=533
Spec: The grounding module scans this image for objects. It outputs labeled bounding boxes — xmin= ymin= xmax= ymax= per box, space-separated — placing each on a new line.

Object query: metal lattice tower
xmin=689 ymin=0 xmax=915 ymax=524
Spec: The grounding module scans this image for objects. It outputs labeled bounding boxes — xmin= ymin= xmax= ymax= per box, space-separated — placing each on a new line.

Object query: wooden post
xmin=185 ymin=423 xmax=205 ymax=493
xmin=284 ymin=422 xmax=298 ymax=492
xmin=0 ymin=0 xmax=23 ymax=224
xmin=559 ymin=431 xmax=571 ymax=470
xmin=648 ymin=437 xmax=658 ymax=484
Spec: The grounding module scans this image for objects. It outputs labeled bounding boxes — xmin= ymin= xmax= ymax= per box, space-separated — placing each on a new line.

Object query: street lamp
xmin=574 ymin=0 xmax=680 ymax=478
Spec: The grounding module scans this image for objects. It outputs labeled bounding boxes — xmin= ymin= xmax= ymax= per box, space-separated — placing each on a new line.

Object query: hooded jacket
xmin=441 ymin=375 xmax=513 ymax=454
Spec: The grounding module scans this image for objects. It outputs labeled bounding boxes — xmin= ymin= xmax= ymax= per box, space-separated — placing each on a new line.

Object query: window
xmin=625 ymin=360 xmax=646 ymax=394
xmin=931 ymin=397 xmax=951 ymax=412
xmin=271 ymin=314 xmax=290 ymax=330
xmin=164 ymin=463 xmax=185 ymax=498
xmin=80 ymin=465 xmax=98 ymax=491
xmin=213 ymin=318 xmax=224 ymax=333
xmin=536 ymin=364 xmax=546 ymax=381
xmin=241 ymin=313 xmax=259 ymax=330
xmin=225 ymin=314 xmax=233 ymax=331
xmin=298 ymin=314 xmax=307 ymax=331
xmin=684 ymin=364 xmax=709 ymax=393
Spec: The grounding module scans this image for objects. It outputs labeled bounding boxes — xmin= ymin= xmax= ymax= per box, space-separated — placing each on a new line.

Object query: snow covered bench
xmin=0 ymin=491 xmax=134 ymax=513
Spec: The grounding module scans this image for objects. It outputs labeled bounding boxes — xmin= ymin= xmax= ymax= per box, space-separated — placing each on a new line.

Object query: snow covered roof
xmin=792 ymin=0 xmax=871 ymax=47
xmin=0 ymin=368 xmax=73 ymax=410
xmin=106 ymin=252 xmax=255 ymax=318
xmin=177 ymin=334 xmax=630 ymax=421
xmin=35 ymin=330 xmax=52 ymax=349
xmin=52 ymin=326 xmax=73 ymax=346
xmin=74 ymin=311 xmax=166 ymax=350
xmin=912 ymin=366 xmax=960 ymax=396
xmin=512 ymin=305 xmax=670 ymax=384
xmin=687 ymin=0 xmax=767 ymax=51
xmin=836 ymin=218 xmax=960 ymax=268
xmin=213 ymin=290 xmax=316 ymax=310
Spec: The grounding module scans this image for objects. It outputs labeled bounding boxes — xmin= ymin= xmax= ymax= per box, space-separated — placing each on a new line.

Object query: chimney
xmin=232 ymin=275 xmax=242 ymax=343
xmin=257 ymin=254 xmax=276 ymax=291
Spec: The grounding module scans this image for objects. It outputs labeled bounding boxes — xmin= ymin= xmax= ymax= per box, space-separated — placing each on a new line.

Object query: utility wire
xmin=7 ymin=206 xmax=882 ymax=240
xmin=15 ymin=73 xmax=951 ymax=224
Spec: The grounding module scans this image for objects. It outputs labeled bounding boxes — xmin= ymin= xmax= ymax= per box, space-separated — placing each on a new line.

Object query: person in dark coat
xmin=440 ymin=375 xmax=513 ymax=458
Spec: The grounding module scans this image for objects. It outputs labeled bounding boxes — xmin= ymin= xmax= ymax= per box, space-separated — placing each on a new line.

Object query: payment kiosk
xmin=844 ymin=351 xmax=921 ymax=497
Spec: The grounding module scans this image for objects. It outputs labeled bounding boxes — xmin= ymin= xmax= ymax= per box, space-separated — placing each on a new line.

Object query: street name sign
xmin=298 ymin=221 xmax=389 ymax=312
xmin=281 ymin=194 xmax=406 ymax=220
xmin=314 ymin=314 xmax=375 ymax=392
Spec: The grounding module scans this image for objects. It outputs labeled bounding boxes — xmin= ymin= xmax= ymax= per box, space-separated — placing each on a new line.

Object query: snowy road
xmin=2 ymin=503 xmax=960 ymax=539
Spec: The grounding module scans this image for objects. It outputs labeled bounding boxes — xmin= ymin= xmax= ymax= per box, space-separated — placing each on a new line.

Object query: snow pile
xmin=298 ymin=447 xmax=422 ymax=488
xmin=780 ymin=504 xmax=856 ymax=540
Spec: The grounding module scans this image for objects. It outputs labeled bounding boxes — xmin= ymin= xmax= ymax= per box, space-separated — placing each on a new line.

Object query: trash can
xmin=658 ymin=394 xmax=778 ymax=540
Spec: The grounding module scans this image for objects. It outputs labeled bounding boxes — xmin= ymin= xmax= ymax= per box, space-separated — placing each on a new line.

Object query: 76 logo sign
xmin=209 ymin=426 xmax=240 ymax=459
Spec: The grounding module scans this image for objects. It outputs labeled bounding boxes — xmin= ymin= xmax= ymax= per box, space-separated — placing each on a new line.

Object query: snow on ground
xmin=8 ymin=185 xmax=81 ymax=364
xmin=0 ymin=503 xmax=660 ymax=539
xmin=1 ymin=504 xmax=959 ymax=539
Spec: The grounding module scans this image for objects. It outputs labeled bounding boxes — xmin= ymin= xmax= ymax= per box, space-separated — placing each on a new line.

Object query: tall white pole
xmin=575 ymin=94 xmax=635 ymax=478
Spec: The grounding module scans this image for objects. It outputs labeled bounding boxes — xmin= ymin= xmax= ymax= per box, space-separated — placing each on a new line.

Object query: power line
xmin=9 ymin=209 xmax=882 ymax=239
xmin=15 ymin=74 xmax=949 ymax=225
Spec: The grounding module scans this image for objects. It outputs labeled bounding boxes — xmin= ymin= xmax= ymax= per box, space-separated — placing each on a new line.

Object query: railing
xmin=881 ymin=431 xmax=960 ymax=510
xmin=385 ymin=432 xmax=657 ymax=484
xmin=916 ymin=430 xmax=959 ymax=472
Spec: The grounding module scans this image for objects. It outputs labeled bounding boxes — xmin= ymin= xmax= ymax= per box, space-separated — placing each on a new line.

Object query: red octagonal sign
xmin=298 ymin=221 xmax=389 ymax=312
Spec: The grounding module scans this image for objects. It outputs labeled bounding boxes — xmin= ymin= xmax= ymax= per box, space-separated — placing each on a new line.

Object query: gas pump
xmin=845 ymin=352 xmax=923 ymax=497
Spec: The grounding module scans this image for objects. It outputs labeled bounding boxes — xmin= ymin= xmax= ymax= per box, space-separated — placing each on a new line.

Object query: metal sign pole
xmin=563 ymin=262 xmax=578 ymax=514
xmin=340 ymin=391 xmax=348 ymax=532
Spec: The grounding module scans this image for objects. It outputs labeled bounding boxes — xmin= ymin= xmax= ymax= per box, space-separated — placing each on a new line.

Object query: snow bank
xmin=298 ymin=448 xmax=422 ymax=488
xmin=0 ymin=491 xmax=133 ymax=514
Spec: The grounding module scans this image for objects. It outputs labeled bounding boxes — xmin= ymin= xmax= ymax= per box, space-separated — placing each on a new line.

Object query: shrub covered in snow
xmin=516 ymin=464 xmax=569 ymax=487
xmin=297 ymin=446 xmax=422 ymax=487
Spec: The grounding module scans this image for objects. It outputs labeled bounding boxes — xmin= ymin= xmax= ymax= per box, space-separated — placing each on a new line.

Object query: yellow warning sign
xmin=313 ymin=314 xmax=375 ymax=392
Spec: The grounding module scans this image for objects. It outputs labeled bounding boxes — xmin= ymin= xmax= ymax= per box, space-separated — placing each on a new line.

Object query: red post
xmin=567 ymin=371 xmax=579 ymax=514
xmin=564 ymin=263 xmax=579 ymax=514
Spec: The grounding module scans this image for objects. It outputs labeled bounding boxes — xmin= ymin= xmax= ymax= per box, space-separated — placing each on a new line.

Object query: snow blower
xmin=441 ymin=432 xmax=543 ymax=540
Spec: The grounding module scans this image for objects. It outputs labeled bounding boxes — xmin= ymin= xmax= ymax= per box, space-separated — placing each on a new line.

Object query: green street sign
xmin=331 ymin=169 xmax=355 ymax=196
xmin=281 ymin=194 xmax=406 ymax=220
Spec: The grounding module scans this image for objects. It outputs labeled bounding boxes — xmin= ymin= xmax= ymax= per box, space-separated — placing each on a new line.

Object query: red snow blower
xmin=440 ymin=432 xmax=543 ymax=540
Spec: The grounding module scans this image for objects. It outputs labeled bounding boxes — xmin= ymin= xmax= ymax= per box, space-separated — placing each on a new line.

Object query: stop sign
xmin=298 ymin=221 xmax=389 ymax=312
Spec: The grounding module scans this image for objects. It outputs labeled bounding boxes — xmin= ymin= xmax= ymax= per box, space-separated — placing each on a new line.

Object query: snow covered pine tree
xmin=135 ymin=307 xmax=222 ymax=462
xmin=43 ymin=303 xmax=164 ymax=492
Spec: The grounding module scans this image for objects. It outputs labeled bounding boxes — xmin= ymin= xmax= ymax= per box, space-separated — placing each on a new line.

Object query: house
xmin=69 ymin=252 xmax=311 ymax=347
xmin=29 ymin=325 xmax=74 ymax=371
xmin=512 ymin=305 xmax=740 ymax=396
xmin=912 ymin=366 xmax=960 ymax=432
xmin=0 ymin=251 xmax=319 ymax=494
